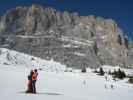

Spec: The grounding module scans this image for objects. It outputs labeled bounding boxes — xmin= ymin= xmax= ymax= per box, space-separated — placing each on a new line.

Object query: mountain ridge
xmin=0 ymin=4 xmax=132 ymax=68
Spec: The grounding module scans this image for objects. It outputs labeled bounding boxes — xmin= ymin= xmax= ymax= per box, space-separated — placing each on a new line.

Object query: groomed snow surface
xmin=0 ymin=48 xmax=133 ymax=100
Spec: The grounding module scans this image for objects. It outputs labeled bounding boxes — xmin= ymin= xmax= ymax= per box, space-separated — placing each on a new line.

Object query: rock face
xmin=0 ymin=4 xmax=132 ymax=68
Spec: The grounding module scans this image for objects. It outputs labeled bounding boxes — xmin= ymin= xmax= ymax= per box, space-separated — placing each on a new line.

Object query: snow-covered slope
xmin=1 ymin=67 xmax=133 ymax=100
xmin=0 ymin=48 xmax=133 ymax=100
xmin=0 ymin=48 xmax=66 ymax=72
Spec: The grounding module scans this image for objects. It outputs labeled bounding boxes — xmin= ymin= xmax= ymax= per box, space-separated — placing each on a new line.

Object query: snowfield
xmin=0 ymin=48 xmax=133 ymax=100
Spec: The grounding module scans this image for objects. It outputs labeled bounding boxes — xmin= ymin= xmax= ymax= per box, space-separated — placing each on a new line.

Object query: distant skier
xmin=104 ymin=84 xmax=107 ymax=89
xmin=32 ymin=69 xmax=38 ymax=93
xmin=110 ymin=84 xmax=114 ymax=89
xmin=26 ymin=70 xmax=34 ymax=93
xmin=104 ymin=72 xmax=108 ymax=81
xmin=83 ymin=80 xmax=86 ymax=85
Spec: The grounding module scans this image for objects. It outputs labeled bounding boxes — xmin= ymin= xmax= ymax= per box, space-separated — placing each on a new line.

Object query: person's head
xmin=34 ymin=69 xmax=37 ymax=72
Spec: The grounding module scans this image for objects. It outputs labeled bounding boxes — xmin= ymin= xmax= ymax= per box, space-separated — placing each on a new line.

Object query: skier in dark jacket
xmin=26 ymin=70 xmax=34 ymax=93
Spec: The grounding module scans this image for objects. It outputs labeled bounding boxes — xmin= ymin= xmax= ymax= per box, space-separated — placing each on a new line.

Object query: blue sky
xmin=0 ymin=0 xmax=133 ymax=40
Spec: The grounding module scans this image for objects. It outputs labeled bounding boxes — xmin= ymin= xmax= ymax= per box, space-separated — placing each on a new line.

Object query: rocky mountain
xmin=0 ymin=4 xmax=132 ymax=69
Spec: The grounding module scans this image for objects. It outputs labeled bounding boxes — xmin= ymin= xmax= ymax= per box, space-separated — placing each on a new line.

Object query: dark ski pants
xmin=32 ymin=80 xmax=36 ymax=93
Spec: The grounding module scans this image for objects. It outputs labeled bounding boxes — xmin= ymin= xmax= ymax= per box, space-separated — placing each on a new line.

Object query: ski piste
xmin=0 ymin=48 xmax=133 ymax=100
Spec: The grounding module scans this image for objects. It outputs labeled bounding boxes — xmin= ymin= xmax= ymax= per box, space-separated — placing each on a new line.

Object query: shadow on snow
xmin=19 ymin=91 xmax=63 ymax=96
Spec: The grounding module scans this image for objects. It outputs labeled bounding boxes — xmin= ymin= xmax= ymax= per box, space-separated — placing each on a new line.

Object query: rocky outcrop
xmin=0 ymin=4 xmax=132 ymax=68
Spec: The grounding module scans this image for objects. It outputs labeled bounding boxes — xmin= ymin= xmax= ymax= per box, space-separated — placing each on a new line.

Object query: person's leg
xmin=30 ymin=81 xmax=33 ymax=93
xmin=32 ymin=81 xmax=34 ymax=93
xmin=34 ymin=81 xmax=36 ymax=93
xmin=32 ymin=81 xmax=36 ymax=93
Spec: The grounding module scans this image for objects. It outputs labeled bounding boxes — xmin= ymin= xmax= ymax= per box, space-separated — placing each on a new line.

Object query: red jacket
xmin=32 ymin=71 xmax=38 ymax=81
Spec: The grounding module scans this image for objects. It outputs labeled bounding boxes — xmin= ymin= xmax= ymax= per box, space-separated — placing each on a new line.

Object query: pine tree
xmin=99 ymin=67 xmax=104 ymax=76
xmin=129 ymin=76 xmax=133 ymax=84
xmin=113 ymin=69 xmax=126 ymax=79
xmin=81 ymin=66 xmax=86 ymax=73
